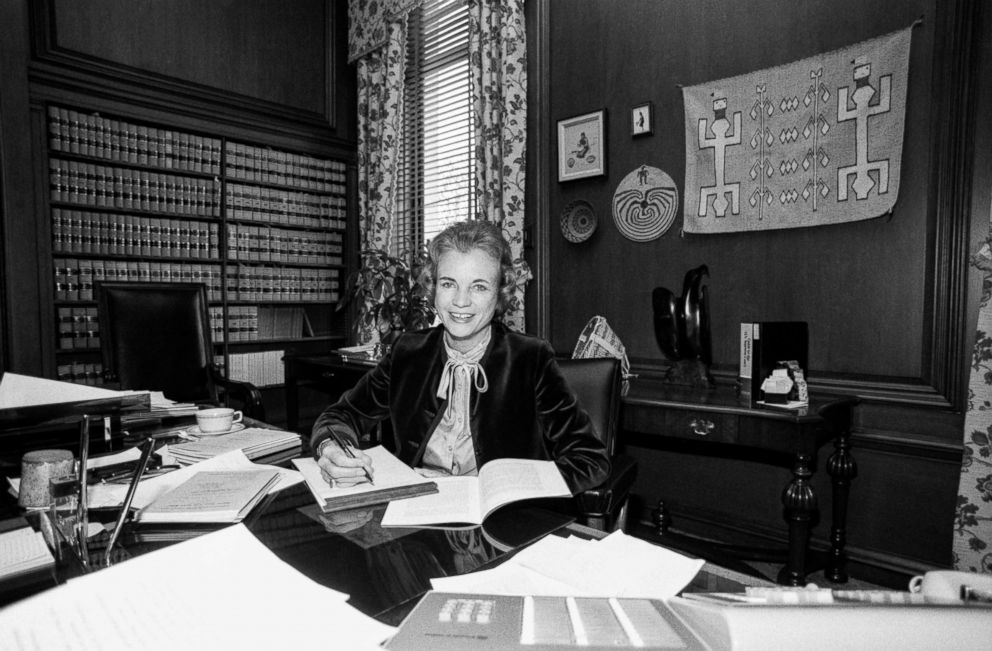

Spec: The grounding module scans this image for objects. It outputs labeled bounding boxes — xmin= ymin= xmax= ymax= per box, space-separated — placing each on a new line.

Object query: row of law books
xmin=227 ymin=306 xmax=311 ymax=341
xmin=225 ymin=141 xmax=346 ymax=192
xmin=57 ymin=303 xmax=223 ymax=351
xmin=225 ymin=265 xmax=340 ymax=303
xmin=226 ymin=224 xmax=343 ymax=266
xmin=225 ymin=183 xmax=346 ymax=228
xmin=53 ymin=209 xmax=220 ymax=259
xmin=225 ymin=350 xmax=290 ymax=388
xmin=47 ymin=105 xmax=222 ymax=174
xmin=57 ymin=306 xmax=99 ymax=350
xmin=54 ymin=258 xmax=224 ymax=302
xmin=57 ymin=361 xmax=105 ymax=386
xmin=50 ymin=158 xmax=221 ymax=216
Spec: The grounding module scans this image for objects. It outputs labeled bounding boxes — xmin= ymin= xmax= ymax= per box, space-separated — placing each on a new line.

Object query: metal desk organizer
xmin=0 ymin=394 xmax=150 ymax=570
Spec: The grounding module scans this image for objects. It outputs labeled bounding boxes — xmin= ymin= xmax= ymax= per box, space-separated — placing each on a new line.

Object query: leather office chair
xmin=96 ymin=282 xmax=265 ymax=420
xmin=558 ymin=357 xmax=637 ymax=532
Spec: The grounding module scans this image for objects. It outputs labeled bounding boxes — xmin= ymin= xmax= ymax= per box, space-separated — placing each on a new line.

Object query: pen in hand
xmin=329 ymin=431 xmax=374 ymax=486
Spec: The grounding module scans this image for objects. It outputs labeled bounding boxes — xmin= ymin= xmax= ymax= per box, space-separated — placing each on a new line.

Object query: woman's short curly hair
xmin=420 ymin=220 xmax=516 ymax=318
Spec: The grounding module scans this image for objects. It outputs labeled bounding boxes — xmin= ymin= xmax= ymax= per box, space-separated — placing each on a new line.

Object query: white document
xmin=87 ymin=446 xmax=143 ymax=470
xmin=136 ymin=469 xmax=280 ymax=523
xmin=381 ymin=458 xmax=571 ymax=527
xmin=0 ymin=372 xmax=146 ymax=409
xmin=0 ymin=527 xmax=54 ymax=580
xmin=431 ymin=531 xmax=705 ymax=600
xmin=87 ymin=449 xmax=300 ymax=510
xmin=0 ymin=524 xmax=395 ymax=651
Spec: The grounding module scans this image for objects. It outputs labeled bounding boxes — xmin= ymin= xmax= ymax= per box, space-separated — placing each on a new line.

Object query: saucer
xmin=188 ymin=423 xmax=246 ymax=437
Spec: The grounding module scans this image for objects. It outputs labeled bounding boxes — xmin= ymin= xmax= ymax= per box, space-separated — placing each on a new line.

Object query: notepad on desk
xmin=136 ymin=469 xmax=280 ymax=523
xmin=380 ymin=458 xmax=571 ymax=527
xmin=293 ymin=446 xmax=437 ymax=513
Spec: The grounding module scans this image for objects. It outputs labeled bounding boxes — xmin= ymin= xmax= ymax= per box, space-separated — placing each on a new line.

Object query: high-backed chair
xmin=558 ymin=357 xmax=637 ymax=532
xmin=96 ymin=282 xmax=265 ymax=420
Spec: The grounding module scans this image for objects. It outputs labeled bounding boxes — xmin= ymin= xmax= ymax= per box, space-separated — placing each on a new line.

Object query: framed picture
xmin=557 ymin=110 xmax=606 ymax=182
xmin=631 ymin=102 xmax=653 ymax=137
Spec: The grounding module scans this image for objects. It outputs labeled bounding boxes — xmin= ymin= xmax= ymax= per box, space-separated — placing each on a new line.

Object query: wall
xmin=539 ymin=0 xmax=989 ymax=577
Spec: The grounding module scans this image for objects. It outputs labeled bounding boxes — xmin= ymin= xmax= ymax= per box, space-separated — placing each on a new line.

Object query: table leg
xmin=826 ymin=432 xmax=857 ymax=583
xmin=780 ymin=453 xmax=816 ymax=585
xmin=285 ymin=359 xmax=300 ymax=434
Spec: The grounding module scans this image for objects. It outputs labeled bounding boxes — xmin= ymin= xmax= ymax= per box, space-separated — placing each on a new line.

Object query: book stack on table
xmin=167 ymin=428 xmax=301 ymax=466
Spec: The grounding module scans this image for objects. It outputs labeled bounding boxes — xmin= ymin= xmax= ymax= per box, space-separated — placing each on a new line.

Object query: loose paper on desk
xmin=0 ymin=372 xmax=147 ymax=409
xmin=293 ymin=445 xmax=437 ymax=513
xmin=381 ymin=458 xmax=571 ymax=527
xmin=87 ymin=449 xmax=301 ymax=511
xmin=0 ymin=526 xmax=54 ymax=581
xmin=431 ymin=530 xmax=705 ymax=599
xmin=0 ymin=524 xmax=395 ymax=651
xmin=136 ymin=469 xmax=281 ymax=523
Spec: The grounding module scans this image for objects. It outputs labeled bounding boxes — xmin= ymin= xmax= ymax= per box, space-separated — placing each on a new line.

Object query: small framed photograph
xmin=557 ymin=109 xmax=606 ymax=182
xmin=631 ymin=102 xmax=653 ymax=137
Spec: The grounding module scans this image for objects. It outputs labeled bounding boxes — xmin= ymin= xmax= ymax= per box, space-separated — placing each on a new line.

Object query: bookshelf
xmin=45 ymin=104 xmax=351 ymax=389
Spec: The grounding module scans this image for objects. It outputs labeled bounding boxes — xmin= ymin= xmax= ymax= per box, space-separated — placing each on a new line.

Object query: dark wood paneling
xmin=0 ymin=0 xmax=44 ymax=374
xmin=27 ymin=0 xmax=354 ymax=147
xmin=49 ymin=0 xmax=328 ymax=116
xmin=543 ymin=0 xmax=980 ymax=422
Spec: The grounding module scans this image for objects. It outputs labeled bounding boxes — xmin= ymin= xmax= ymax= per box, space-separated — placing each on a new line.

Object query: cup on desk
xmin=195 ymin=407 xmax=242 ymax=434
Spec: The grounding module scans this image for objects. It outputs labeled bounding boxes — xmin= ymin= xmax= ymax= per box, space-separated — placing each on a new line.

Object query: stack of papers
xmin=430 ymin=530 xmax=705 ymax=599
xmin=87 ymin=449 xmax=301 ymax=513
xmin=146 ymin=391 xmax=199 ymax=418
xmin=137 ymin=469 xmax=281 ymax=524
xmin=0 ymin=526 xmax=55 ymax=582
xmin=166 ymin=427 xmax=301 ymax=466
xmin=0 ymin=524 xmax=395 ymax=650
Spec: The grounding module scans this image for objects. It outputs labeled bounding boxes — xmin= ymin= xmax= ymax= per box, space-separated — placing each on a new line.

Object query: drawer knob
xmin=689 ymin=418 xmax=715 ymax=436
xmin=320 ymin=371 xmax=337 ymax=379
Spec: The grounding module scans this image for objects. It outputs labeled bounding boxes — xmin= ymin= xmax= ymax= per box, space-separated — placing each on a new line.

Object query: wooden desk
xmin=622 ymin=380 xmax=859 ymax=586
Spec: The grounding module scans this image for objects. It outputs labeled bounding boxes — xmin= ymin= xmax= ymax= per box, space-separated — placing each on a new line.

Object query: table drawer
xmin=664 ymin=411 xmax=739 ymax=443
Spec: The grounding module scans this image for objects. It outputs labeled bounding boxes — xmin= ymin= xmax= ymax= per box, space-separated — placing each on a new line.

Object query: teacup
xmin=195 ymin=407 xmax=243 ymax=434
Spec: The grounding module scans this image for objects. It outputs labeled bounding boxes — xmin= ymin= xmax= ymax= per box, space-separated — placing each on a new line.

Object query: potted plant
xmin=337 ymin=248 xmax=435 ymax=344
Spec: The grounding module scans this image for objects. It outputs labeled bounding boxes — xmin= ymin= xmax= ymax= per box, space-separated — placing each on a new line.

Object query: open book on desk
xmin=135 ymin=469 xmax=281 ymax=523
xmin=293 ymin=446 xmax=437 ymax=514
xmin=380 ymin=458 xmax=571 ymax=527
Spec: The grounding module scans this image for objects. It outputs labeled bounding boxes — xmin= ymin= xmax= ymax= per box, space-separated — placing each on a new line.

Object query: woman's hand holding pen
xmin=316 ymin=436 xmax=375 ymax=487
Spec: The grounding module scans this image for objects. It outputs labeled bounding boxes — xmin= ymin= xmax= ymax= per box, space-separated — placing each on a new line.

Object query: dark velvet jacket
xmin=311 ymin=323 xmax=610 ymax=494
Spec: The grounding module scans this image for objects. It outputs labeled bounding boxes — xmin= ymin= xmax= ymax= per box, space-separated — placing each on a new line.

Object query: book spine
xmin=739 ymin=323 xmax=757 ymax=403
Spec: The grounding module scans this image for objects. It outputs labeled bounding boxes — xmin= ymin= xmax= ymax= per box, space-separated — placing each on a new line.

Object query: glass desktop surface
xmin=242 ymin=483 xmax=576 ymax=622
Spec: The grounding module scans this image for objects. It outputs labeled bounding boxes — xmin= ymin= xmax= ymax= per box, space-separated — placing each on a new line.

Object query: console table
xmin=622 ymin=380 xmax=859 ymax=586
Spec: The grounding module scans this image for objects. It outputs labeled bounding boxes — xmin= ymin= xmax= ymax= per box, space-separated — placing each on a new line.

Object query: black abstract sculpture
xmin=652 ymin=265 xmax=714 ymax=387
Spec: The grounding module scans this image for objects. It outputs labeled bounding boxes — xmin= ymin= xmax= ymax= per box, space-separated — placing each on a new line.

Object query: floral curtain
xmin=468 ymin=0 xmax=530 ymax=333
xmin=352 ymin=7 xmax=409 ymax=343
xmin=954 ymin=196 xmax=992 ymax=574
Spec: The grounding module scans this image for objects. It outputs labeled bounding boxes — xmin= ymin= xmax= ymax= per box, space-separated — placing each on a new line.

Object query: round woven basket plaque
xmin=560 ymin=200 xmax=598 ymax=243
xmin=611 ymin=165 xmax=679 ymax=242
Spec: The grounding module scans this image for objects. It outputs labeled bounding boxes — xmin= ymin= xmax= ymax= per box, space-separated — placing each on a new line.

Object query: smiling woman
xmin=311 ymin=220 xmax=611 ymax=495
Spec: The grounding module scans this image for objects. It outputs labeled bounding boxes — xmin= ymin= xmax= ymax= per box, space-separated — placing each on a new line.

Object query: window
xmin=394 ymin=0 xmax=476 ymax=257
